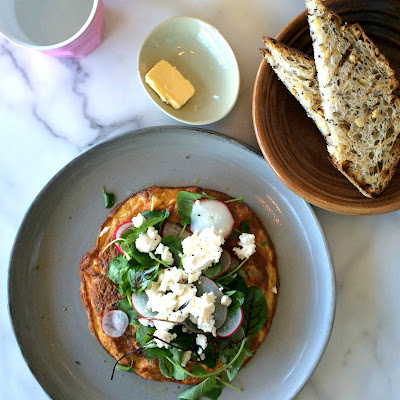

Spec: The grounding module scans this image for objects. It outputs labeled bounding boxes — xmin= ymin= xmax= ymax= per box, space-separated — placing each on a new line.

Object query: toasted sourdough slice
xmin=306 ymin=0 xmax=400 ymax=197
xmin=260 ymin=37 xmax=331 ymax=144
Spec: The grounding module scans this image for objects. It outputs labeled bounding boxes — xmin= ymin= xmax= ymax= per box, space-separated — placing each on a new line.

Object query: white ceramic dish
xmin=138 ymin=17 xmax=240 ymax=125
xmin=9 ymin=127 xmax=334 ymax=400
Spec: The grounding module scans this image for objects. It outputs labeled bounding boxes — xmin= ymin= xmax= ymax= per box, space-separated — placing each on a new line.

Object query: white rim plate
xmin=8 ymin=126 xmax=335 ymax=400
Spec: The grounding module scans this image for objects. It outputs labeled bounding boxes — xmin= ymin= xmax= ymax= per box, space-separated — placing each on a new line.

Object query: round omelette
xmin=79 ymin=186 xmax=279 ymax=385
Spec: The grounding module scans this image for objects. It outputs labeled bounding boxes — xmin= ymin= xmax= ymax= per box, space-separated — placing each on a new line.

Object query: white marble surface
xmin=1 ymin=0 xmax=399 ymax=399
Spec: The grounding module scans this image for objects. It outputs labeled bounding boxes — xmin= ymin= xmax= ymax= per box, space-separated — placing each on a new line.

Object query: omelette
xmin=79 ymin=186 xmax=279 ymax=386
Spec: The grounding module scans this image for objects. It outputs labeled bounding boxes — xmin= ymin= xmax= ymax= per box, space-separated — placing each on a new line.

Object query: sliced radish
xmin=184 ymin=321 xmax=204 ymax=334
xmin=131 ymin=291 xmax=157 ymax=318
xmin=195 ymin=275 xmax=227 ymax=329
xmin=190 ymin=199 xmax=234 ymax=239
xmin=161 ymin=221 xmax=191 ymax=239
xmin=114 ymin=221 xmax=133 ymax=254
xmin=102 ymin=310 xmax=129 ymax=338
xmin=204 ymin=250 xmax=232 ymax=279
xmin=217 ymin=307 xmax=243 ymax=338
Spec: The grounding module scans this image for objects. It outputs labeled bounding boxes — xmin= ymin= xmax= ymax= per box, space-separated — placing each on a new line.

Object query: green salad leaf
xmin=135 ymin=324 xmax=155 ymax=347
xmin=218 ymin=328 xmax=245 ymax=381
xmin=224 ymin=290 xmax=245 ymax=317
xmin=178 ymin=376 xmax=218 ymax=400
xmin=240 ymin=220 xmax=251 ymax=233
xmin=242 ymin=286 xmax=268 ymax=337
xmin=102 ymin=186 xmax=115 ymax=208
xmin=117 ymin=299 xmax=140 ymax=325
xmin=127 ymin=264 xmax=159 ymax=294
xmin=162 ymin=235 xmax=183 ymax=264
xmin=107 ymin=255 xmax=130 ymax=284
xmin=138 ymin=210 xmax=170 ymax=233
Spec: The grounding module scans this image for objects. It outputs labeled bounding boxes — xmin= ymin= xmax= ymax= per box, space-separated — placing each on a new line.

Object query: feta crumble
xmin=182 ymin=226 xmax=225 ymax=283
xmin=271 ymin=286 xmax=278 ymax=294
xmin=153 ymin=329 xmax=177 ymax=348
xmin=155 ymin=243 xmax=174 ymax=265
xmin=181 ymin=351 xmax=192 ymax=367
xmin=199 ymin=353 xmax=205 ymax=361
xmin=138 ymin=318 xmax=154 ymax=327
xmin=132 ymin=213 xmax=146 ymax=228
xmin=135 ymin=226 xmax=161 ymax=253
xmin=221 ymin=295 xmax=232 ymax=307
xmin=196 ymin=334 xmax=208 ymax=350
xmin=233 ymin=233 xmax=256 ymax=260
xmin=99 ymin=226 xmax=110 ymax=237
xmin=144 ymin=267 xmax=218 ymax=348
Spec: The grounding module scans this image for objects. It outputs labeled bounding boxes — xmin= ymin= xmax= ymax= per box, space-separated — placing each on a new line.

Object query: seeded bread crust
xmin=260 ymin=37 xmax=331 ymax=144
xmin=306 ymin=0 xmax=400 ymax=197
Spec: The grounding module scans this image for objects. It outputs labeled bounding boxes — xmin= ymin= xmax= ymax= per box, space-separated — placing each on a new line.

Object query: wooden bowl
xmin=253 ymin=0 xmax=400 ymax=215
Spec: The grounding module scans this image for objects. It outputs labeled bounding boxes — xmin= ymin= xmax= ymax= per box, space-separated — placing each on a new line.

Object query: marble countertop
xmin=1 ymin=0 xmax=399 ymax=399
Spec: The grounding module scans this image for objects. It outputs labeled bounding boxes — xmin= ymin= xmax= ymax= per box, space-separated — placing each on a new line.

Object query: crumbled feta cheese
xmin=191 ymin=293 xmax=217 ymax=335
xmin=135 ymin=226 xmax=161 ymax=253
xmin=200 ymin=353 xmax=205 ymax=361
xmin=271 ymin=286 xmax=278 ymax=294
xmin=181 ymin=351 xmax=192 ymax=367
xmin=221 ymin=295 xmax=232 ymax=307
xmin=182 ymin=226 xmax=225 ymax=283
xmin=233 ymin=233 xmax=256 ymax=260
xmin=145 ymin=267 xmax=218 ymax=348
xmin=132 ymin=213 xmax=146 ymax=228
xmin=153 ymin=329 xmax=177 ymax=348
xmin=155 ymin=243 xmax=174 ymax=265
xmin=196 ymin=334 xmax=208 ymax=350
xmin=99 ymin=226 xmax=110 ymax=237
xmin=138 ymin=318 xmax=154 ymax=327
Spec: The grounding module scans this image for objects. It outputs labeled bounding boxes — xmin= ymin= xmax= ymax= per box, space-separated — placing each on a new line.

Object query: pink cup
xmin=0 ymin=0 xmax=105 ymax=58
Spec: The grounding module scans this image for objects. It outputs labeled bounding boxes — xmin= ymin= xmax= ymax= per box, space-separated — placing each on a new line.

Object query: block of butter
xmin=145 ymin=60 xmax=195 ymax=110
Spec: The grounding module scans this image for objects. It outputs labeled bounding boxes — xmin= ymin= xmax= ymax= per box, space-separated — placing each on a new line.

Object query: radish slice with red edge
xmin=131 ymin=291 xmax=157 ymax=318
xmin=205 ymin=250 xmax=232 ymax=279
xmin=114 ymin=221 xmax=133 ymax=254
xmin=190 ymin=199 xmax=234 ymax=239
xmin=161 ymin=221 xmax=191 ymax=239
xmin=101 ymin=310 xmax=129 ymax=338
xmin=217 ymin=306 xmax=243 ymax=338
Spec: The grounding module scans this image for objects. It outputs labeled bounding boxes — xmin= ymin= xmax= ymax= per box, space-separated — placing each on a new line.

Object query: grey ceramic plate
xmin=9 ymin=127 xmax=334 ymax=400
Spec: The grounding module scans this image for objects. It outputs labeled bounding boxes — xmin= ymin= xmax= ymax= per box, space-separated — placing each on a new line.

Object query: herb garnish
xmin=102 ymin=186 xmax=115 ymax=208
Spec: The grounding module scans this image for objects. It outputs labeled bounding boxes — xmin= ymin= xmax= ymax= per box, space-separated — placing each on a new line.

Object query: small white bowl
xmin=138 ymin=17 xmax=240 ymax=125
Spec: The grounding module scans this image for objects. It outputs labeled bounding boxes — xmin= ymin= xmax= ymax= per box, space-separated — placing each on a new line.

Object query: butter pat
xmin=145 ymin=60 xmax=195 ymax=110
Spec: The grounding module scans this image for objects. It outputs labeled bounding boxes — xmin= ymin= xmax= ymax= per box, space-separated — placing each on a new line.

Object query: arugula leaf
xmin=178 ymin=376 xmax=218 ymax=400
xmin=115 ymin=364 xmax=134 ymax=373
xmin=117 ymin=299 xmax=140 ymax=325
xmin=224 ymin=196 xmax=245 ymax=204
xmin=226 ymin=290 xmax=245 ymax=317
xmin=244 ymin=340 xmax=253 ymax=356
xmin=202 ymin=342 xmax=217 ymax=369
xmin=107 ymin=256 xmax=129 ymax=284
xmin=141 ymin=343 xmax=170 ymax=359
xmin=159 ymin=357 xmax=174 ymax=379
xmin=203 ymin=263 xmax=222 ymax=279
xmin=101 ymin=186 xmax=115 ymax=208
xmin=171 ymin=328 xmax=195 ymax=349
xmin=242 ymin=286 xmax=268 ymax=337
xmin=137 ymin=210 xmax=170 ymax=233
xmin=191 ymin=364 xmax=207 ymax=376
xmin=170 ymin=348 xmax=188 ymax=380
xmin=228 ymin=228 xmax=241 ymax=240
xmin=203 ymin=385 xmax=223 ymax=400
xmin=127 ymin=264 xmax=159 ymax=294
xmin=176 ymin=191 xmax=215 ymax=227
xmin=218 ymin=328 xmax=246 ymax=381
xmin=162 ymin=235 xmax=183 ymax=263
xmin=135 ymin=324 xmax=155 ymax=347
xmin=240 ymin=220 xmax=251 ymax=233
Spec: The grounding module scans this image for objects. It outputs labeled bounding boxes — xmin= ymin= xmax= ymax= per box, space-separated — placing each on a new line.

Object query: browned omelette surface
xmin=79 ymin=186 xmax=279 ymax=385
